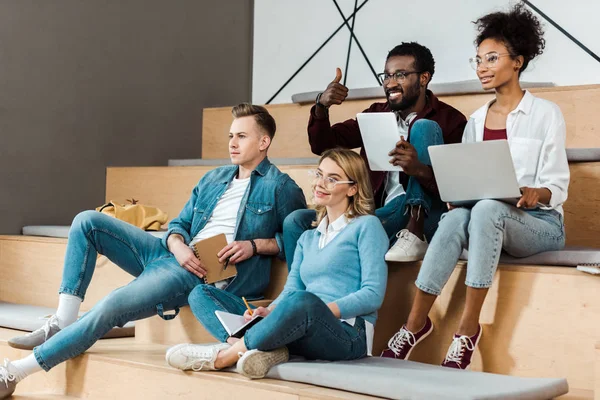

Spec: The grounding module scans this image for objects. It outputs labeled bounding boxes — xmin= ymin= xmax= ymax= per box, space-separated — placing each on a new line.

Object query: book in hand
xmin=576 ymin=264 xmax=600 ymax=275
xmin=191 ymin=234 xmax=237 ymax=284
xmin=215 ymin=310 xmax=264 ymax=339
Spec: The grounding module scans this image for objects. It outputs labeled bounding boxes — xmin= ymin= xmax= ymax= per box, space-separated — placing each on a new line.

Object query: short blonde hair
xmin=312 ymin=148 xmax=375 ymax=227
xmin=231 ymin=103 xmax=276 ymax=138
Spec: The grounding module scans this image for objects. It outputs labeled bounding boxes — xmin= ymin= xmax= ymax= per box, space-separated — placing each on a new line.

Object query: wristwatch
xmin=315 ymin=92 xmax=329 ymax=109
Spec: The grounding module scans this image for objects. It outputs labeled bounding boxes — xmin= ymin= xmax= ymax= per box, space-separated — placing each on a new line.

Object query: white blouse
xmin=462 ymin=90 xmax=570 ymax=214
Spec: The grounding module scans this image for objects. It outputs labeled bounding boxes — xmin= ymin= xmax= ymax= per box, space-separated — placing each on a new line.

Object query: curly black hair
xmin=474 ymin=4 xmax=545 ymax=74
xmin=387 ymin=42 xmax=435 ymax=81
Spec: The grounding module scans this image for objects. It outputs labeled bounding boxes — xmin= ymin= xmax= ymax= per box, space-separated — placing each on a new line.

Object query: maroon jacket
xmin=307 ymin=90 xmax=467 ymax=206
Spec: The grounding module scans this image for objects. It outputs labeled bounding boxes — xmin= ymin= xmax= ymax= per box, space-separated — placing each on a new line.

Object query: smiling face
xmin=312 ymin=157 xmax=357 ymax=209
xmin=228 ymin=116 xmax=271 ymax=166
xmin=476 ymin=38 xmax=523 ymax=90
xmin=383 ymin=55 xmax=427 ymax=112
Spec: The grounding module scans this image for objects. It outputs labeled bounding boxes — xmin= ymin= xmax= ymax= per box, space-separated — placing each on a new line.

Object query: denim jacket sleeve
xmin=161 ymin=180 xmax=201 ymax=249
xmin=274 ymin=176 xmax=307 ymax=260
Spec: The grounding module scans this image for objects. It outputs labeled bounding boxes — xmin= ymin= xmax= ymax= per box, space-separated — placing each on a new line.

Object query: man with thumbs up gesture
xmin=314 ymin=68 xmax=348 ymax=118
xmin=282 ymin=42 xmax=467 ymax=267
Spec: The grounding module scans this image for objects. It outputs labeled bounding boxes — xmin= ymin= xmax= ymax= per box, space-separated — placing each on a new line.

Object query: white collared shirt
xmin=463 ymin=90 xmax=570 ymax=214
xmin=316 ymin=214 xmax=350 ymax=249
xmin=315 ymin=214 xmax=375 ymax=356
xmin=384 ymin=112 xmax=417 ymax=205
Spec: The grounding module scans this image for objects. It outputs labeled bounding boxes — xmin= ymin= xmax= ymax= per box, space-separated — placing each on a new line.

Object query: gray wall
xmin=0 ymin=0 xmax=253 ymax=234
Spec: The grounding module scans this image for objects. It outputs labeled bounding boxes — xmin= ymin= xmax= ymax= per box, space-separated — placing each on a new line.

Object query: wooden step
xmin=0 ymin=328 xmax=591 ymax=400
xmin=0 ymin=235 xmax=288 ymax=310
xmin=202 ymin=85 xmax=600 ymax=159
xmin=380 ymin=262 xmax=600 ymax=392
xmin=0 ymin=328 xmax=379 ymax=400
xmin=596 ymin=342 xmax=600 ymax=399
xmin=2 ymin=235 xmax=599 ymax=390
xmin=0 ymin=236 xmax=132 ymax=309
xmin=105 ymin=165 xmax=315 ymax=225
xmin=130 ymin=261 xmax=600 ymax=392
xmin=105 ymin=162 xmax=600 ymax=248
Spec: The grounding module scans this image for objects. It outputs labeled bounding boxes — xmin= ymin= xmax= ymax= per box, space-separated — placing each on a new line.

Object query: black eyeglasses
xmin=377 ymin=71 xmax=422 ymax=85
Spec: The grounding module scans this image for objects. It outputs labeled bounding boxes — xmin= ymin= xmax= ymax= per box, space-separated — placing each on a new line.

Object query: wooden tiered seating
xmin=1 ymin=84 xmax=599 ymax=399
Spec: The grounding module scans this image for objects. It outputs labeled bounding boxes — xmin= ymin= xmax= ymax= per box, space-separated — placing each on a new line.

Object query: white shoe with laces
xmin=385 ymin=229 xmax=428 ymax=262
xmin=165 ymin=343 xmax=231 ymax=371
xmin=8 ymin=315 xmax=61 ymax=350
xmin=0 ymin=359 xmax=18 ymax=400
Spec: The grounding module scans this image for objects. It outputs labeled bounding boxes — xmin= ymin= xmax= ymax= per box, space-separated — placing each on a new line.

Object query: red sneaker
xmin=380 ymin=317 xmax=433 ymax=360
xmin=441 ymin=325 xmax=482 ymax=370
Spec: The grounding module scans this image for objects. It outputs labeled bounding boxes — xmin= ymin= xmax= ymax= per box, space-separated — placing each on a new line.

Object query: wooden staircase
xmin=1 ymin=84 xmax=600 ymax=399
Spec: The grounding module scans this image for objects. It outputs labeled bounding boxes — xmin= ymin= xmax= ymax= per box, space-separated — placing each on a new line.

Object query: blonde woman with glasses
xmin=165 ymin=148 xmax=388 ymax=378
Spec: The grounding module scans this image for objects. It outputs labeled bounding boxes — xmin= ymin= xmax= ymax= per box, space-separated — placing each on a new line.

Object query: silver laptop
xmin=428 ymin=140 xmax=522 ymax=206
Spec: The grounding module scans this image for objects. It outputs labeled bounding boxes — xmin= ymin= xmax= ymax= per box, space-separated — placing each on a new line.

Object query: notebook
xmin=215 ymin=310 xmax=264 ymax=339
xmin=576 ymin=264 xmax=600 ymax=275
xmin=191 ymin=234 xmax=237 ymax=284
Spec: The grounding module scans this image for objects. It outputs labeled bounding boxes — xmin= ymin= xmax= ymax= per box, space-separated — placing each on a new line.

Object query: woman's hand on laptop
xmin=517 ymin=187 xmax=552 ymax=209
xmin=517 ymin=187 xmax=540 ymax=209
xmin=244 ymin=306 xmax=271 ymax=321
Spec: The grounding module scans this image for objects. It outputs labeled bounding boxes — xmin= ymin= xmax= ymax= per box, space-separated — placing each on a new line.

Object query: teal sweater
xmin=273 ymin=215 xmax=388 ymax=325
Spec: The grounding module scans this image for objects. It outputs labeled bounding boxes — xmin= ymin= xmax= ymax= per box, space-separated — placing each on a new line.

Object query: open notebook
xmin=191 ymin=234 xmax=237 ymax=284
xmin=215 ymin=310 xmax=263 ymax=339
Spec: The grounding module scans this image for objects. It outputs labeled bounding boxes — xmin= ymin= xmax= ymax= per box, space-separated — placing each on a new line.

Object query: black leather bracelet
xmin=249 ymin=239 xmax=258 ymax=256
xmin=315 ymin=92 xmax=329 ymax=109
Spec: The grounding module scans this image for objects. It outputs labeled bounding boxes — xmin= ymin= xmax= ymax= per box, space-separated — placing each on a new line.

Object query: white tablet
xmin=356 ymin=112 xmax=403 ymax=171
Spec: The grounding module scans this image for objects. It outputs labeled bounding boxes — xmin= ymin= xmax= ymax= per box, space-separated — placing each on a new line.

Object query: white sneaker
xmin=0 ymin=359 xmax=17 ymax=400
xmin=236 ymin=347 xmax=289 ymax=379
xmin=165 ymin=343 xmax=231 ymax=371
xmin=385 ymin=229 xmax=428 ymax=262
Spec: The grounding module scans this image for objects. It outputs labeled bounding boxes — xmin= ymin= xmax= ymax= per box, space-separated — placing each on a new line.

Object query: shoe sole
xmin=405 ymin=321 xmax=434 ymax=360
xmin=238 ymin=347 xmax=289 ymax=379
xmin=7 ymin=340 xmax=36 ymax=351
xmin=384 ymin=253 xmax=425 ymax=262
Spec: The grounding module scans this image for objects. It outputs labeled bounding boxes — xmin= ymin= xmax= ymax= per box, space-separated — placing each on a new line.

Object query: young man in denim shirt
xmin=1 ymin=104 xmax=306 ymax=398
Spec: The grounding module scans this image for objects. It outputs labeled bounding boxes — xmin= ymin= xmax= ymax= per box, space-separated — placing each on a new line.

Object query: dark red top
xmin=307 ymin=90 xmax=467 ymax=204
xmin=483 ymin=126 xmax=508 ymax=141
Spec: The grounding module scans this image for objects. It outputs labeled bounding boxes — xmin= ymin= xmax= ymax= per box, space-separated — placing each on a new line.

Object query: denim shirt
xmin=161 ymin=158 xmax=307 ymax=299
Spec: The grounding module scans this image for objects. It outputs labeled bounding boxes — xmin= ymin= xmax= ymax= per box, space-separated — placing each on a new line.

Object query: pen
xmin=223 ymin=256 xmax=230 ymax=271
xmin=242 ymin=296 xmax=253 ymax=316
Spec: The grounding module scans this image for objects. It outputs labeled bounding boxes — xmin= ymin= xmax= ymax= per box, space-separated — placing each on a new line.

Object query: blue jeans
xmin=33 ymin=211 xmax=203 ymax=371
xmin=282 ymin=119 xmax=445 ymax=268
xmin=189 ymin=287 xmax=367 ymax=361
xmin=416 ymin=200 xmax=566 ymax=295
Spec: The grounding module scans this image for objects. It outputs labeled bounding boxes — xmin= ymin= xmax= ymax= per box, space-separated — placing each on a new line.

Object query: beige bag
xmin=96 ymin=199 xmax=168 ymax=230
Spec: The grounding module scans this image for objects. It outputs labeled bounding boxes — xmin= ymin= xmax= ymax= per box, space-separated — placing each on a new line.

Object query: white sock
xmin=9 ymin=354 xmax=42 ymax=382
xmin=55 ymin=293 xmax=82 ymax=329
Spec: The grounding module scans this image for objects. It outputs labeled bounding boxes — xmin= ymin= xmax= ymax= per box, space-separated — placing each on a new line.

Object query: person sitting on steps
xmin=283 ymin=42 xmax=467 ymax=266
xmin=164 ymin=148 xmax=388 ymax=379
xmin=0 ymin=103 xmax=306 ymax=399
xmin=380 ymin=4 xmax=569 ymax=370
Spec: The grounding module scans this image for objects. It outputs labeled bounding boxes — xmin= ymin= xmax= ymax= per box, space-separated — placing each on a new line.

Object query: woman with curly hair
xmin=166 ymin=148 xmax=388 ymax=378
xmin=381 ymin=4 xmax=569 ymax=369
